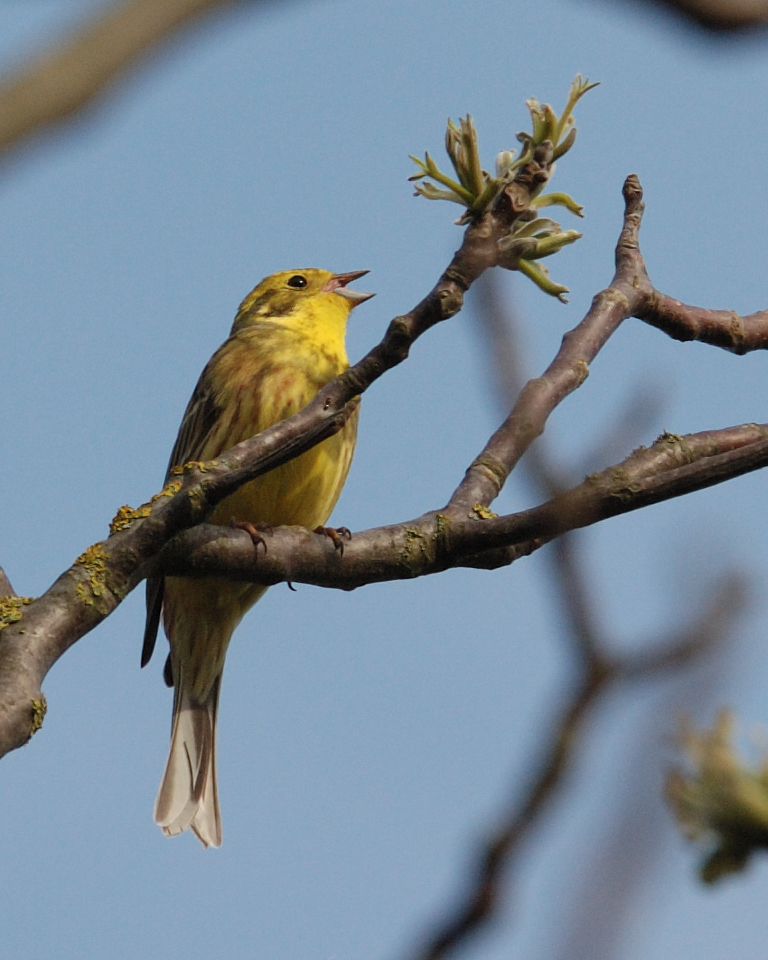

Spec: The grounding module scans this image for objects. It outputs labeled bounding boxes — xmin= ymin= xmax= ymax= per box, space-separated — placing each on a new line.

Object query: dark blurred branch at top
xmin=1 ymin=0 xmax=767 ymax=165
xmin=0 ymin=0 xmax=246 ymax=157
xmin=629 ymin=0 xmax=768 ymax=30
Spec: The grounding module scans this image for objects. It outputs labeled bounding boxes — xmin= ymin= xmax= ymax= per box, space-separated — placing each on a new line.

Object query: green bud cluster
xmin=409 ymin=75 xmax=598 ymax=301
xmin=666 ymin=711 xmax=768 ymax=883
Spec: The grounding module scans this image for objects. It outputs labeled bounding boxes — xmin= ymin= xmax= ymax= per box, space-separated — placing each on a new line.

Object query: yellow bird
xmin=142 ymin=268 xmax=373 ymax=848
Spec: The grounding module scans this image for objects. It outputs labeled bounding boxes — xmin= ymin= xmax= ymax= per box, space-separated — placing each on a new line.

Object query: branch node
xmin=464 ymin=454 xmax=508 ymax=498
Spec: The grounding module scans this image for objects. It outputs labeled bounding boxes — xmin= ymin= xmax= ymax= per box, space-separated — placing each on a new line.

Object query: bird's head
xmin=233 ymin=269 xmax=374 ymax=333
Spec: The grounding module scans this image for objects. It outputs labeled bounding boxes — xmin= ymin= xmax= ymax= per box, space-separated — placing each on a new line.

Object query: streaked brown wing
xmin=142 ymin=359 xmax=225 ymax=671
xmin=165 ymin=361 xmax=225 ymax=478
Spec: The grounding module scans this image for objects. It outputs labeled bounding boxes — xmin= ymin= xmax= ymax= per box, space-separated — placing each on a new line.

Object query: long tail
xmin=154 ymin=672 xmax=222 ymax=849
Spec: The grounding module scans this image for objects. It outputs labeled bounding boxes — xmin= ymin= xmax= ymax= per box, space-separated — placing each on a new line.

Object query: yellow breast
xmin=203 ymin=309 xmax=357 ymax=531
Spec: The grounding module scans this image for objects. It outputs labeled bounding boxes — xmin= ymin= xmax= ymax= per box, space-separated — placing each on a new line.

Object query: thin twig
xmin=408 ymin=667 xmax=603 ymax=960
xmin=636 ymin=290 xmax=768 ymax=354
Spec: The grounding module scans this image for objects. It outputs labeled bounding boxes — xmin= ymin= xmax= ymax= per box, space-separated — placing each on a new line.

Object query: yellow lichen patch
xmin=434 ymin=512 xmax=452 ymax=551
xmin=109 ymin=503 xmax=152 ymax=534
xmin=471 ymin=503 xmax=498 ymax=520
xmin=110 ymin=477 xmax=186 ymax=535
xmin=29 ymin=696 xmax=47 ymax=739
xmin=153 ymin=479 xmax=183 ymax=501
xmin=74 ymin=543 xmax=109 ymax=606
xmin=187 ymin=486 xmax=209 ymax=513
xmin=400 ymin=527 xmax=429 ymax=575
xmin=0 ymin=595 xmax=33 ymax=631
xmin=171 ymin=459 xmax=217 ymax=476
xmin=573 ymin=358 xmax=590 ymax=385
xmin=607 ymin=468 xmax=641 ymax=503
xmin=655 ymin=431 xmax=683 ymax=445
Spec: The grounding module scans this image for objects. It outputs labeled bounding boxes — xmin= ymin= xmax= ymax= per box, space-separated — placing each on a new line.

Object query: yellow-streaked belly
xmin=162 ymin=324 xmax=357 ymax=701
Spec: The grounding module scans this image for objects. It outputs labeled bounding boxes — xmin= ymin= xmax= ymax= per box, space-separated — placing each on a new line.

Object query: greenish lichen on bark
xmin=74 ymin=543 xmax=109 ymax=605
xmin=0 ymin=595 xmax=33 ymax=630
xmin=28 ymin=697 xmax=47 ymax=740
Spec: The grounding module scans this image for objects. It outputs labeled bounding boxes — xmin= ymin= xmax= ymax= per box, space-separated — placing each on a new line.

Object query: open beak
xmin=323 ymin=269 xmax=375 ymax=307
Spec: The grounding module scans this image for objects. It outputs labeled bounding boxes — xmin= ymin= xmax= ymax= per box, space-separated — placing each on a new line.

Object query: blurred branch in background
xmin=0 ymin=0 xmax=247 ymax=157
xmin=548 ymin=703 xmax=675 ymax=960
xmin=407 ymin=574 xmax=744 ymax=960
xmin=401 ymin=276 xmax=747 ymax=960
xmin=625 ymin=0 xmax=768 ymax=30
xmin=1 ymin=0 xmax=768 ymax=165
xmin=547 ymin=599 xmax=739 ymax=960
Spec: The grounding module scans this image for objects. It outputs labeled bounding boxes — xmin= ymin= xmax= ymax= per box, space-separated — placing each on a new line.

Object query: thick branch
xmin=0 ymin=0 xmax=243 ymax=156
xmin=154 ymin=422 xmax=768 ymax=588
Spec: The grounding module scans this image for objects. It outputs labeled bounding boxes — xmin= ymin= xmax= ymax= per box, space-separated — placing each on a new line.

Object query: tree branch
xmin=636 ymin=290 xmax=768 ymax=354
xmin=411 ymin=271 xmax=742 ymax=960
xmin=0 ymin=148 xmax=554 ymax=759
xmin=449 ymin=175 xmax=647 ymax=509
xmin=2 ymin=175 xmax=767 ymax=768
xmin=151 ymin=420 xmax=768 ymax=588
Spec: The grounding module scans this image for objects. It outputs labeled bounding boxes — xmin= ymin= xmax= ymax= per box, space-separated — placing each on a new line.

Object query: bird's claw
xmin=231 ymin=519 xmax=272 ymax=554
xmin=314 ymin=525 xmax=351 ymax=555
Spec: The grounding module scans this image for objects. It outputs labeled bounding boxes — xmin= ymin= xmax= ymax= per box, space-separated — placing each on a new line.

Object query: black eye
xmin=287 ymin=275 xmax=307 ymax=289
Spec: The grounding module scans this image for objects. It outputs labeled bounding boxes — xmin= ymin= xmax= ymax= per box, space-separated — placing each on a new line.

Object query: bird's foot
xmin=314 ymin=525 xmax=351 ymax=555
xmin=231 ymin=519 xmax=273 ymax=554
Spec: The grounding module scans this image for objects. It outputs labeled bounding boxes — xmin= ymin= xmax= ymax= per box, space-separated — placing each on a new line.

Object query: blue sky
xmin=1 ymin=1 xmax=768 ymax=958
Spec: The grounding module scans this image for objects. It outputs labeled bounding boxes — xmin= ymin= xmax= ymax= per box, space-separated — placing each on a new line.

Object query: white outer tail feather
xmin=154 ymin=674 xmax=222 ymax=848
